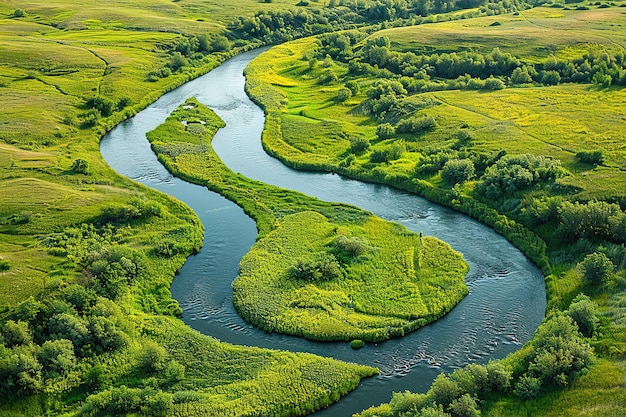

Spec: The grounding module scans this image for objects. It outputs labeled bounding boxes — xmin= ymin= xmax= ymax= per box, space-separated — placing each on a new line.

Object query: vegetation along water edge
xmin=1 ymin=0 xmax=625 ymax=416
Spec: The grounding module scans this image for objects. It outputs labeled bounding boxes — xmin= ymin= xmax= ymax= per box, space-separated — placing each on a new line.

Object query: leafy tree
xmin=138 ymin=341 xmax=168 ymax=374
xmin=510 ymin=67 xmax=533 ymax=84
xmin=483 ymin=77 xmax=505 ymax=90
xmin=575 ymin=150 xmax=604 ymax=165
xmin=376 ymin=123 xmax=395 ymax=139
xmin=540 ymin=70 xmax=561 ymax=85
xmin=566 ymin=294 xmax=600 ymax=338
xmin=38 ymin=339 xmax=76 ymax=379
xmin=47 ymin=313 xmax=90 ymax=351
xmin=579 ymin=252 xmax=614 ymax=286
xmin=513 ymin=374 xmax=541 ymax=399
xmin=349 ymin=137 xmax=370 ymax=155
xmin=485 ymin=361 xmax=512 ymax=392
xmin=211 ymin=35 xmax=231 ymax=52
xmin=449 ymin=393 xmax=481 ymax=417
xmin=290 ymin=254 xmax=343 ymax=282
xmin=2 ymin=320 xmax=32 ymax=348
xmin=0 ymin=345 xmax=43 ymax=397
xmin=441 ymin=159 xmax=475 ymax=185
xmin=167 ymin=52 xmax=188 ymax=72
xmin=85 ymin=96 xmax=116 ymax=117
xmin=429 ymin=373 xmax=461 ymax=409
xmin=71 ymin=158 xmax=90 ymax=174
xmin=335 ymin=87 xmax=352 ymax=102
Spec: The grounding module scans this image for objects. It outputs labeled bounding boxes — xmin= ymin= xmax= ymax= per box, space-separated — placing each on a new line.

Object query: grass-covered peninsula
xmin=147 ymin=98 xmax=469 ymax=342
xmin=245 ymin=7 xmax=626 ymax=416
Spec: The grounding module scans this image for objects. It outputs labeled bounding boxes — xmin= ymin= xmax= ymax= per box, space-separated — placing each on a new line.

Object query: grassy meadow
xmin=245 ymin=6 xmax=626 ymax=416
xmin=147 ymin=98 xmax=469 ymax=342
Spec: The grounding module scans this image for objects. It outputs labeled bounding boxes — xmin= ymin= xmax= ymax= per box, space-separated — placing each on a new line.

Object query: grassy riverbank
xmin=245 ymin=7 xmax=626 ymax=416
xmin=147 ymin=98 xmax=469 ymax=342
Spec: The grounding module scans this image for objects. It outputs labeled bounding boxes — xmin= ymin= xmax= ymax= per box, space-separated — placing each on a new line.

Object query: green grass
xmin=147 ymin=98 xmax=469 ymax=342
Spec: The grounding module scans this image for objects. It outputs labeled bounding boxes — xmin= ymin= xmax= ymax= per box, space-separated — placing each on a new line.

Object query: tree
xmin=2 ymin=320 xmax=32 ymax=348
xmin=335 ymin=87 xmax=352 ymax=102
xmin=449 ymin=393 xmax=481 ymax=417
xmin=71 ymin=158 xmax=90 ymax=174
xmin=566 ymin=294 xmax=600 ymax=338
xmin=579 ymin=252 xmax=614 ymax=286
xmin=376 ymin=123 xmax=395 ymax=140
xmin=429 ymin=373 xmax=461 ymax=409
xmin=441 ymin=159 xmax=475 ymax=185
xmin=510 ymin=67 xmax=533 ymax=84
xmin=513 ymin=374 xmax=541 ymax=399
xmin=540 ymin=70 xmax=561 ymax=86
xmin=138 ymin=341 xmax=168 ymax=374
xmin=349 ymin=137 xmax=370 ymax=155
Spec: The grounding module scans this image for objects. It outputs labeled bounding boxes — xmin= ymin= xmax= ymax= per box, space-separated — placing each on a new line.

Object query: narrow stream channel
xmin=100 ymin=48 xmax=546 ymax=415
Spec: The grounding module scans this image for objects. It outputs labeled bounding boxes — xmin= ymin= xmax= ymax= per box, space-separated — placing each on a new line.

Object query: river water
xmin=100 ymin=48 xmax=546 ymax=415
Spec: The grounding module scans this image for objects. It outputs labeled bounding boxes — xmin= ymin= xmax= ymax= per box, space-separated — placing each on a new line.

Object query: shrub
xmin=575 ymin=150 xmax=604 ymax=165
xmin=0 ymin=260 xmax=9 ymax=271
xmin=514 ymin=374 xmax=542 ymax=399
xmin=579 ymin=252 xmax=614 ymax=286
xmin=349 ymin=137 xmax=370 ymax=155
xmin=138 ymin=341 xmax=168 ymax=374
xmin=376 ymin=123 xmax=395 ymax=139
xmin=71 ymin=158 xmax=90 ymax=174
xmin=396 ymin=115 xmax=436 ymax=134
xmin=441 ymin=159 xmax=475 ymax=185
xmin=484 ymin=77 xmax=505 ymax=90
xmin=350 ymin=339 xmax=365 ymax=349
xmin=449 ymin=393 xmax=481 ymax=417
xmin=566 ymin=294 xmax=600 ymax=337
xmin=290 ymin=254 xmax=343 ymax=282
xmin=335 ymin=87 xmax=352 ymax=102
xmin=85 ymin=96 xmax=116 ymax=117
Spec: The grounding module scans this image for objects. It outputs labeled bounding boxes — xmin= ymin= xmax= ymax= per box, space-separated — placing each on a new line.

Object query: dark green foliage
xmin=558 ymin=200 xmax=626 ymax=243
xmin=85 ymin=96 xmax=116 ymax=117
xmin=575 ymin=150 xmax=604 ymax=165
xmin=11 ymin=8 xmax=26 ymax=18
xmin=510 ymin=67 xmax=533 ymax=84
xmin=210 ymin=35 xmax=231 ymax=52
xmin=566 ymin=294 xmax=600 ymax=337
xmin=71 ymin=158 xmax=90 ymax=174
xmin=513 ymin=374 xmax=542 ymax=399
xmin=483 ymin=76 xmax=505 ymax=90
xmin=370 ymin=142 xmax=405 ymax=163
xmin=579 ymin=252 xmax=614 ymax=285
xmin=429 ymin=373 xmax=461 ymax=409
xmin=0 ymin=259 xmax=9 ymax=271
xmin=441 ymin=159 xmax=475 ymax=185
xmin=47 ymin=313 xmax=90 ymax=351
xmin=146 ymin=67 xmax=171 ymax=82
xmin=336 ymin=87 xmax=353 ymax=102
xmin=0 ymin=345 xmax=43 ymax=397
xmin=99 ymin=198 xmax=163 ymax=224
xmin=449 ymin=393 xmax=481 ymax=417
xmin=167 ymin=52 xmax=188 ymax=72
xmin=526 ymin=315 xmax=595 ymax=387
xmin=349 ymin=137 xmax=370 ymax=155
xmin=475 ymin=154 xmax=564 ymax=200
xmin=540 ymin=70 xmax=561 ymax=85
xmin=396 ymin=115 xmax=437 ymax=134
xmin=78 ymin=385 xmax=172 ymax=417
xmin=80 ymin=109 xmax=100 ymax=128
xmin=290 ymin=253 xmax=344 ymax=282
xmin=38 ymin=339 xmax=76 ymax=379
xmin=376 ymin=123 xmax=396 ymax=139
xmin=2 ymin=320 xmax=33 ymax=347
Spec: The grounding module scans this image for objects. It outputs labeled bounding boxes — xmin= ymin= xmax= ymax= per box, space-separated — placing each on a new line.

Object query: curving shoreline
xmin=100 ymin=48 xmax=546 ymax=415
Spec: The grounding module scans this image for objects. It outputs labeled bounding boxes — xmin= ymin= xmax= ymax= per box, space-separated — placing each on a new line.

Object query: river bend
xmin=100 ymin=48 xmax=546 ymax=415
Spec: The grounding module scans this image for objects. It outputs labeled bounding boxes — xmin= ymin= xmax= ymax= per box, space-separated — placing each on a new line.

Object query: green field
xmin=147 ymin=98 xmax=469 ymax=342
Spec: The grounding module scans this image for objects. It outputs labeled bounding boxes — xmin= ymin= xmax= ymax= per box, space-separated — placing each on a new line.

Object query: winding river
xmin=100 ymin=48 xmax=546 ymax=415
